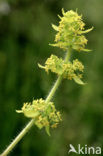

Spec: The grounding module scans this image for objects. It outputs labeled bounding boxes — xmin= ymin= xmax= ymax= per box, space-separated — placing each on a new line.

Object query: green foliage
xmin=0 ymin=0 xmax=103 ymax=156
xmin=14 ymin=9 xmax=91 ymax=143
xmin=16 ymin=9 xmax=90 ymax=141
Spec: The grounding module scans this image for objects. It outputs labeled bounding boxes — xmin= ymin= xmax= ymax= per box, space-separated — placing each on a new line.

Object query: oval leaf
xmin=73 ymin=77 xmax=86 ymax=85
xmin=52 ymin=24 xmax=59 ymax=31
xmin=45 ymin=125 xmax=51 ymax=136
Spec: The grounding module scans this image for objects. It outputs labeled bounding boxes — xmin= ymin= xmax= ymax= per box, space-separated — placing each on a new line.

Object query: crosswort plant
xmin=0 ymin=9 xmax=93 ymax=156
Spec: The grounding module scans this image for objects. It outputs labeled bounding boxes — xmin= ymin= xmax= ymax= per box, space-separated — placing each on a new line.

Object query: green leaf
xmin=35 ymin=122 xmax=43 ymax=129
xmin=24 ymin=111 xmax=39 ymax=118
xmin=82 ymin=49 xmax=92 ymax=52
xmin=16 ymin=110 xmax=23 ymax=113
xmin=52 ymin=24 xmax=59 ymax=31
xmin=58 ymin=15 xmax=62 ymax=19
xmin=79 ymin=27 xmax=94 ymax=34
xmin=16 ymin=109 xmax=39 ymax=118
xmin=38 ymin=63 xmax=45 ymax=69
xmin=49 ymin=43 xmax=58 ymax=47
xmin=73 ymin=77 xmax=86 ymax=85
xmin=45 ymin=125 xmax=51 ymax=136
xmin=62 ymin=8 xmax=65 ymax=15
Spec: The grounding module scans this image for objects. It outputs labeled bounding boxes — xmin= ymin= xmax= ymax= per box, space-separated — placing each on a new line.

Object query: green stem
xmin=1 ymin=49 xmax=71 ymax=156
xmin=0 ymin=119 xmax=35 ymax=156
xmin=46 ymin=49 xmax=71 ymax=103
xmin=45 ymin=75 xmax=62 ymax=103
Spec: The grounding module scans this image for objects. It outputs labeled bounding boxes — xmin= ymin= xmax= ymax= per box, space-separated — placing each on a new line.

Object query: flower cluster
xmin=39 ymin=55 xmax=84 ymax=84
xmin=17 ymin=98 xmax=62 ymax=136
xmin=50 ymin=9 xmax=93 ymax=52
xmin=17 ymin=9 xmax=92 ymax=136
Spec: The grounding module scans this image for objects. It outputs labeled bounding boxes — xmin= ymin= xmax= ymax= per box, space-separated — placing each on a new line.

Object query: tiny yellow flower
xmin=39 ymin=55 xmax=84 ymax=84
xmin=50 ymin=9 xmax=93 ymax=52
xmin=17 ymin=98 xmax=62 ymax=135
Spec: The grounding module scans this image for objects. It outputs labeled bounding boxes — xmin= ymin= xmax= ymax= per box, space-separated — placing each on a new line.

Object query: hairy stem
xmin=45 ymin=75 xmax=62 ymax=103
xmin=0 ymin=119 xmax=34 ymax=156
xmin=1 ymin=49 xmax=71 ymax=156
xmin=46 ymin=49 xmax=71 ymax=103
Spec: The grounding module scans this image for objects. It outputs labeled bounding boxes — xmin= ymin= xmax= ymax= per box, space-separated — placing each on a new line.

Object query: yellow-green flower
xmin=50 ymin=9 xmax=93 ymax=52
xmin=17 ymin=98 xmax=62 ymax=136
xmin=39 ymin=55 xmax=84 ymax=84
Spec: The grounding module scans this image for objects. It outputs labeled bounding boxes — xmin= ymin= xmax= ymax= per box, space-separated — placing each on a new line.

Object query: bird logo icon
xmin=68 ymin=144 xmax=78 ymax=154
